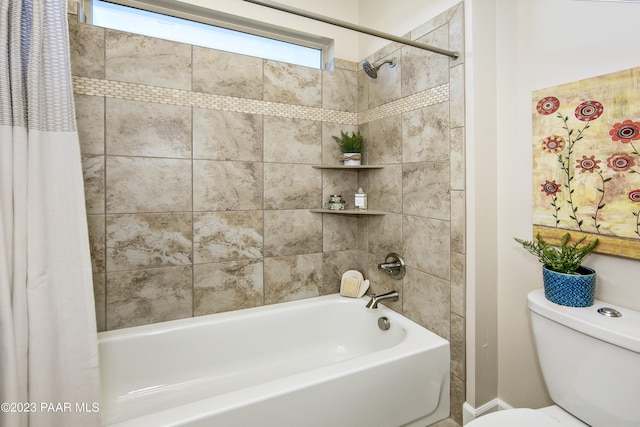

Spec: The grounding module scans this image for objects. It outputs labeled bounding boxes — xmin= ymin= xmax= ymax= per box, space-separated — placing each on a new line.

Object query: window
xmin=80 ymin=0 xmax=331 ymax=69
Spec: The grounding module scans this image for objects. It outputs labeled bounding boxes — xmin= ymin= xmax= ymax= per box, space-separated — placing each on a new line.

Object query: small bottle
xmin=355 ymin=187 xmax=367 ymax=211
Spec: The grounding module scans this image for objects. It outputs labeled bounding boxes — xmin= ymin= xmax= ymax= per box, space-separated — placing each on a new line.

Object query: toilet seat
xmin=466 ymin=408 xmax=562 ymax=426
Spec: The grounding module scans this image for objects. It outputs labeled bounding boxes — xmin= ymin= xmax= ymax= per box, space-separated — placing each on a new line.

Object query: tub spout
xmin=365 ymin=291 xmax=399 ymax=309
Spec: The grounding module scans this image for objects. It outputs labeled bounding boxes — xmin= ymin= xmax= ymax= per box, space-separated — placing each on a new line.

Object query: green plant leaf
xmin=514 ymin=233 xmax=598 ymax=274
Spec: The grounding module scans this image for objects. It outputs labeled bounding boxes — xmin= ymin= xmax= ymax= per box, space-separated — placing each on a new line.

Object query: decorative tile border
xmin=358 ymin=84 xmax=449 ymax=124
xmin=72 ymin=76 xmax=448 ymax=125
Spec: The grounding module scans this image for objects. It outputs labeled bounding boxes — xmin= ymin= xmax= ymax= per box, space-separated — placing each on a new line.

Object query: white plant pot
xmin=343 ymin=153 xmax=361 ymax=166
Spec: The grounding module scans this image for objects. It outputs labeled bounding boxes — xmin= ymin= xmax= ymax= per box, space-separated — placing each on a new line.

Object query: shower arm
xmin=241 ymin=0 xmax=459 ymax=60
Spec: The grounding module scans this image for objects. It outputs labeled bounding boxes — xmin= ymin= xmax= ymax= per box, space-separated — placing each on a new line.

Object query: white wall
xmin=496 ymin=0 xmax=640 ymax=409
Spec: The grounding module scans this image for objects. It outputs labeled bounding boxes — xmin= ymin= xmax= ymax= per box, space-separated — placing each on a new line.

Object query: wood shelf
xmin=309 ymin=209 xmax=386 ymax=216
xmin=311 ymin=165 xmax=384 ymax=170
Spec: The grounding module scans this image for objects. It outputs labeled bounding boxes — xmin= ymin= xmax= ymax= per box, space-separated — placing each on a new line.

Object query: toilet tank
xmin=528 ymin=289 xmax=640 ymax=427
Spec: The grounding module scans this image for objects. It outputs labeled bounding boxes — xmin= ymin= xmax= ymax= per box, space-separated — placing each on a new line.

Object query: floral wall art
xmin=532 ymin=66 xmax=640 ymax=259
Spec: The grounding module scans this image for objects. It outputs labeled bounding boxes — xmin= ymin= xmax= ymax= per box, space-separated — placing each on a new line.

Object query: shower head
xmin=361 ymin=57 xmax=397 ymax=79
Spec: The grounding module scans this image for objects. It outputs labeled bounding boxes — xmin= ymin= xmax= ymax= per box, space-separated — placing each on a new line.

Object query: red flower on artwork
xmin=541 ymin=180 xmax=561 ymax=196
xmin=607 ymin=152 xmax=635 ymax=172
xmin=536 ymin=97 xmax=560 ymax=115
xmin=576 ymin=155 xmax=601 ymax=173
xmin=574 ymin=101 xmax=604 ymax=122
xmin=609 ymin=120 xmax=640 ymax=143
xmin=628 ymin=189 xmax=640 ymax=203
xmin=541 ymin=135 xmax=566 ymax=153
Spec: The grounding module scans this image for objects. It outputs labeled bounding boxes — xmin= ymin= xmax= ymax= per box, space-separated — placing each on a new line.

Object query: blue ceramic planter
xmin=542 ymin=265 xmax=596 ymax=307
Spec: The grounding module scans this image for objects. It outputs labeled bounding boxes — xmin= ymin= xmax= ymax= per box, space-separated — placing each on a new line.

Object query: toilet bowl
xmin=466 ymin=289 xmax=640 ymax=427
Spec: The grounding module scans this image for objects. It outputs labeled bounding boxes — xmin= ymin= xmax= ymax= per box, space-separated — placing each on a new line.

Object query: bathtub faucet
xmin=365 ymin=291 xmax=399 ymax=309
xmin=378 ymin=261 xmax=401 ymax=274
xmin=377 ymin=253 xmax=406 ymax=280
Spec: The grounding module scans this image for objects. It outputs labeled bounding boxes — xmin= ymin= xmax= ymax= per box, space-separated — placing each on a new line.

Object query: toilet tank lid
xmin=528 ymin=289 xmax=640 ymax=353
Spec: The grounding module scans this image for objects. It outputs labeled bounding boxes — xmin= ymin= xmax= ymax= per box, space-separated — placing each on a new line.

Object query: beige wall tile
xmin=403 ymin=102 xmax=450 ymax=162
xmin=449 ymin=4 xmax=465 ymax=68
xmin=264 ymin=253 xmax=323 ymax=304
xmin=74 ymin=94 xmax=104 ymax=155
xmin=357 ymin=217 xmax=369 ymax=254
xmin=106 ymin=266 xmax=192 ymax=329
xmin=368 ymin=213 xmax=403 ymax=260
xmin=106 ymin=156 xmax=192 ymax=213
xmin=450 ymin=127 xmax=465 ymax=190
xmin=264 ymin=210 xmax=322 ymax=257
xmin=193 ymin=211 xmax=263 ymax=263
xmin=451 ymin=251 xmax=466 ymax=317
xmin=368 ymin=165 xmax=402 ymax=213
xmin=82 ymin=155 xmax=104 ymax=214
xmin=450 ymin=64 xmax=465 ymax=128
xmin=87 ymin=214 xmax=105 ymax=274
xmin=357 ymin=70 xmax=369 ymax=114
xmin=93 ymin=273 xmax=106 ymax=332
xmin=264 ymin=61 xmax=321 ymax=108
xmin=451 ymin=313 xmax=465 ymax=380
xmin=193 ymin=109 xmax=262 ymax=161
xmin=323 ymin=68 xmax=357 ymax=112
xmin=403 ymin=215 xmax=451 ymax=280
xmin=105 ymin=30 xmax=192 ymax=90
xmin=193 ymin=47 xmax=263 ymax=99
xmin=323 ymin=214 xmax=358 ymax=251
xmin=403 ymin=267 xmax=451 ymax=339
xmin=450 ymin=374 xmax=465 ymax=426
xmin=106 ymin=98 xmax=191 ymax=158
xmin=68 ymin=20 xmax=105 ymax=79
xmin=193 ymin=160 xmax=263 ymax=211
xmin=402 ymin=161 xmax=451 ymax=220
xmin=263 ymin=116 xmax=322 ymax=164
xmin=321 ymin=250 xmax=359 ymax=294
xmin=106 ymin=213 xmax=192 ymax=271
xmin=367 ymin=114 xmax=402 ymax=165
xmin=451 ymin=190 xmax=466 ymax=254
xmin=402 ymin=26 xmax=450 ymax=97
xmin=264 ymin=163 xmax=322 ymax=209
xmin=194 ymin=260 xmax=264 ymax=315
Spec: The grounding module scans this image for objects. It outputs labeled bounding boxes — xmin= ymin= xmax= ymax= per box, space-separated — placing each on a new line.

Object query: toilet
xmin=466 ymin=289 xmax=640 ymax=427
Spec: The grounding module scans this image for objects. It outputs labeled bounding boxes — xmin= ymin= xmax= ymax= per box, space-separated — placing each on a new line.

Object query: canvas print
xmin=532 ymin=66 xmax=640 ymax=259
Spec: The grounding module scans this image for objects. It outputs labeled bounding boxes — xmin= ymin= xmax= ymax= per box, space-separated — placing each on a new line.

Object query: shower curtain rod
xmin=241 ymin=0 xmax=460 ymax=60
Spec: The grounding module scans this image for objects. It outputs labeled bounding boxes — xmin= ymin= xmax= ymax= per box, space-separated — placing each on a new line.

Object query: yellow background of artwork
xmin=532 ymin=67 xmax=640 ymax=259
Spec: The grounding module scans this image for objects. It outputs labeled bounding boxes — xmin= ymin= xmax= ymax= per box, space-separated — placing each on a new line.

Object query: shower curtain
xmin=0 ymin=1 xmax=101 ymax=426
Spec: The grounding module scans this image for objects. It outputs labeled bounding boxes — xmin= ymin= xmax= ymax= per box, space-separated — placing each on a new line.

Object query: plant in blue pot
xmin=514 ymin=233 xmax=599 ymax=307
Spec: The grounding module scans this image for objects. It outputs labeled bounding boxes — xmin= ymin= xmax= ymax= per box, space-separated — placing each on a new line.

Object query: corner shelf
xmin=310 ymin=208 xmax=386 ymax=216
xmin=311 ymin=165 xmax=384 ymax=170
xmin=311 ymin=164 xmax=385 ymax=216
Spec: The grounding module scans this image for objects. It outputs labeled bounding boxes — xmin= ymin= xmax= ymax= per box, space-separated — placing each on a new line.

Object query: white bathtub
xmin=98 ymin=294 xmax=450 ymax=427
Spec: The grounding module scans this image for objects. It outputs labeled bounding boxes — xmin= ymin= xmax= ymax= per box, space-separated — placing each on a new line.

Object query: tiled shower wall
xmin=69 ymin=2 xmax=465 ymax=423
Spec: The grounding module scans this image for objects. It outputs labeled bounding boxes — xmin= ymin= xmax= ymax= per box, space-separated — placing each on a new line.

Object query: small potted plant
xmin=332 ymin=130 xmax=363 ymax=165
xmin=514 ymin=233 xmax=599 ymax=307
